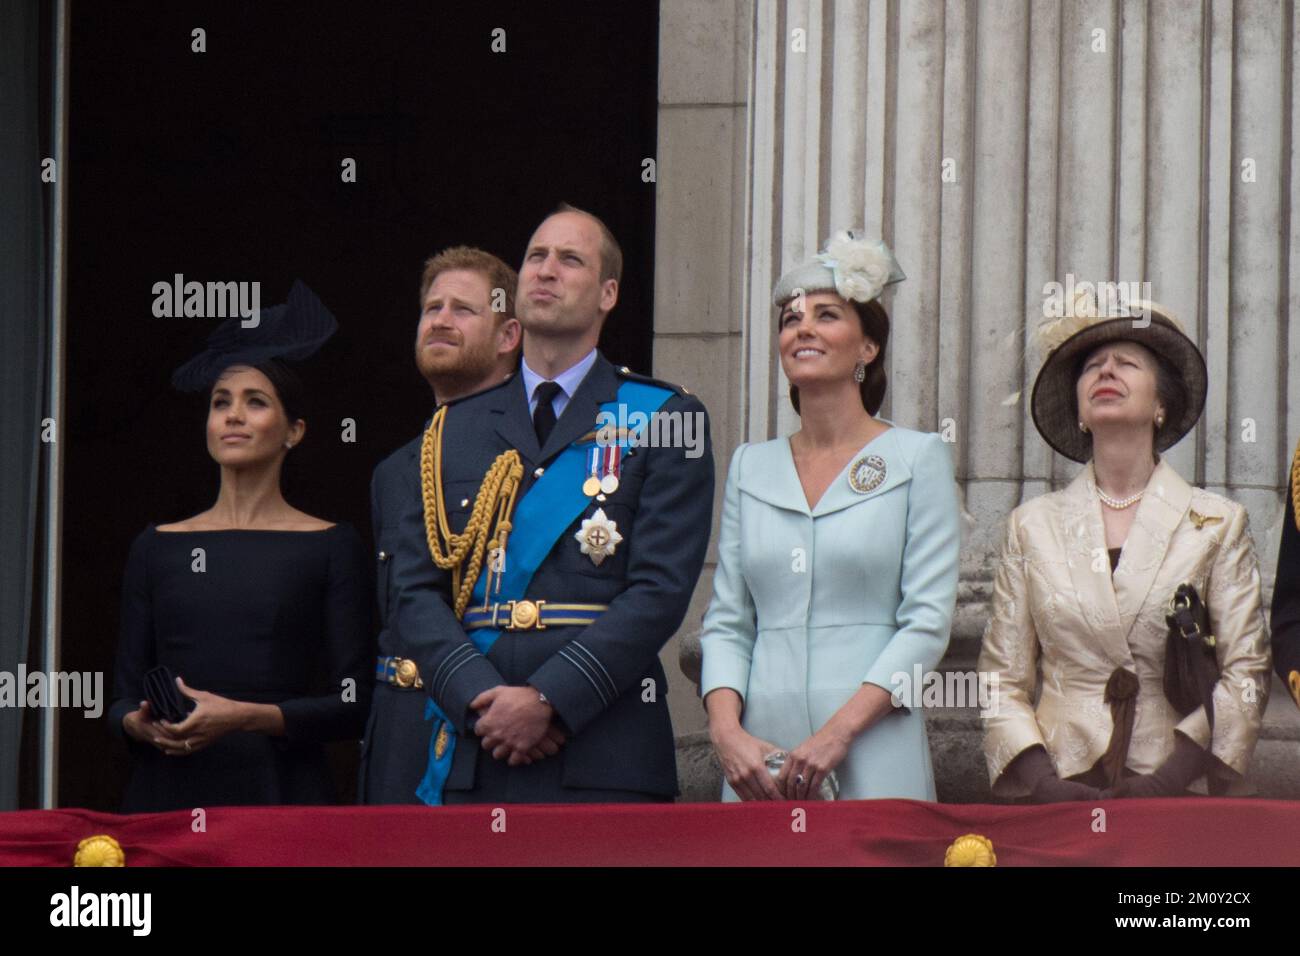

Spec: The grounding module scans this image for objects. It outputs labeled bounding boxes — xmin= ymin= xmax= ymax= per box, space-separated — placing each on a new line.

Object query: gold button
xmin=619 ymin=366 xmax=630 ymax=374
xmin=534 ymin=467 xmax=545 ymax=478
xmin=378 ymin=550 xmax=388 ymax=562
xmin=460 ymin=498 xmax=470 ymax=508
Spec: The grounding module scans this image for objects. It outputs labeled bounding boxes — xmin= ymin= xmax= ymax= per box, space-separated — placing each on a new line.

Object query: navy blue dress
xmin=109 ymin=524 xmax=374 ymax=812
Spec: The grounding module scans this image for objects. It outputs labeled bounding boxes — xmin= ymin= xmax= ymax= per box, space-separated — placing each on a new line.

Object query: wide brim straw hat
xmin=1029 ymin=295 xmax=1207 ymax=463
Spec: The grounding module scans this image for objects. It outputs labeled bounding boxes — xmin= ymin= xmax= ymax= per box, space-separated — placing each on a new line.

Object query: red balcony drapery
xmin=2 ymin=798 xmax=1297 ymax=867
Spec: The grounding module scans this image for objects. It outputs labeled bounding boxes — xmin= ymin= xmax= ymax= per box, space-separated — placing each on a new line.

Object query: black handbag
xmin=142 ymin=665 xmax=196 ymax=724
xmin=1163 ymin=583 xmax=1220 ymax=732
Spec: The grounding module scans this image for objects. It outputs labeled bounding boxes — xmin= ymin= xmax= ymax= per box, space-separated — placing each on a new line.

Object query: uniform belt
xmin=376 ymin=656 xmax=423 ymax=689
xmin=462 ymin=600 xmax=609 ymax=632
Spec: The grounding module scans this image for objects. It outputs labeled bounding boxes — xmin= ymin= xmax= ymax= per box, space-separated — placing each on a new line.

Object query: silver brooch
xmin=848 ymin=455 xmax=887 ymax=494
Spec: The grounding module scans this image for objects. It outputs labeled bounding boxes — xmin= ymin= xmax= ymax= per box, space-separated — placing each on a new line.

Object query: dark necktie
xmin=532 ymin=380 xmax=563 ymax=446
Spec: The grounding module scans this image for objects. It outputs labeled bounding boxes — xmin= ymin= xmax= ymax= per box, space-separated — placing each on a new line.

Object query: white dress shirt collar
xmin=521 ymin=347 xmax=599 ymax=418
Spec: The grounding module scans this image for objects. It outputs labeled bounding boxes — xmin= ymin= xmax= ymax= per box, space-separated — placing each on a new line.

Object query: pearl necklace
xmin=1097 ymin=487 xmax=1144 ymax=510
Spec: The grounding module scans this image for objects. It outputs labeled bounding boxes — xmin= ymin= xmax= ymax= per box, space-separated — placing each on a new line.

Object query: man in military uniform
xmin=1271 ymin=437 xmax=1300 ymax=711
xmin=370 ymin=205 xmax=714 ymax=804
xmin=360 ymin=246 xmax=521 ymax=803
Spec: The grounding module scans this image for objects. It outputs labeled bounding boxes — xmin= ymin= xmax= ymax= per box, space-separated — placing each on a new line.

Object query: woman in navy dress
xmin=108 ymin=282 xmax=373 ymax=811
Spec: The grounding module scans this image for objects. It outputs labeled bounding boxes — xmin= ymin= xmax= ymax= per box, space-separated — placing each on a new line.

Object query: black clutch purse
xmin=1163 ymin=583 xmax=1220 ymax=731
xmin=142 ymin=666 xmax=196 ymax=724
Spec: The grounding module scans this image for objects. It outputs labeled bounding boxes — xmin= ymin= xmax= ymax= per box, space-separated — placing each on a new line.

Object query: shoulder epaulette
xmin=614 ymin=364 xmax=692 ymax=398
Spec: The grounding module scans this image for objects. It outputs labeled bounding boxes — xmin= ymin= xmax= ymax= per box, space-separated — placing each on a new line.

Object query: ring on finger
xmin=184 ymin=739 xmax=192 ymax=752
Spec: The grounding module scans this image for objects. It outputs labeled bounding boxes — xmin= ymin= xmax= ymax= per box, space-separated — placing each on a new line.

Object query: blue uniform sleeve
xmin=378 ymin=449 xmax=507 ymax=734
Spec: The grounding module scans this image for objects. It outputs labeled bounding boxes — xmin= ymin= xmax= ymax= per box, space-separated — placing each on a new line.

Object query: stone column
xmin=652 ymin=0 xmax=750 ymax=761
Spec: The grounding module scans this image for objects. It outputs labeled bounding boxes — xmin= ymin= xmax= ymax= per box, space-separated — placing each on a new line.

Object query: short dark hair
xmin=554 ymin=202 xmax=623 ymax=284
xmin=213 ymin=358 xmax=307 ymax=425
xmin=788 ymin=298 xmax=891 ymax=416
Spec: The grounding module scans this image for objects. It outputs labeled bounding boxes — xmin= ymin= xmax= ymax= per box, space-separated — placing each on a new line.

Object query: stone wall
xmin=652 ymin=0 xmax=752 ymax=739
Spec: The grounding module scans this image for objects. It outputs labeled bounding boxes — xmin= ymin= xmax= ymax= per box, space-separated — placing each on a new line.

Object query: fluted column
xmin=736 ymin=0 xmax=1298 ymax=622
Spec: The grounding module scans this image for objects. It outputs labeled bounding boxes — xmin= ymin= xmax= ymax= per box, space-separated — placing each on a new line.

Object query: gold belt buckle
xmin=503 ymin=599 xmax=546 ymax=631
xmin=393 ymin=658 xmax=423 ymax=688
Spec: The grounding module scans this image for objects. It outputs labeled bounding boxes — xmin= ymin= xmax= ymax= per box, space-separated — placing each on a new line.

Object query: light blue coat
xmin=699 ymin=426 xmax=960 ymax=801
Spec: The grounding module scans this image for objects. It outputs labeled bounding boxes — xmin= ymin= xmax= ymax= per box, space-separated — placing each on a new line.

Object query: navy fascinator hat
xmin=170 ymin=280 xmax=337 ymax=393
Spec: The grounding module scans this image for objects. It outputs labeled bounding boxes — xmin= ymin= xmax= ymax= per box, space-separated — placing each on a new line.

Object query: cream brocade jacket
xmin=979 ymin=459 xmax=1271 ymax=797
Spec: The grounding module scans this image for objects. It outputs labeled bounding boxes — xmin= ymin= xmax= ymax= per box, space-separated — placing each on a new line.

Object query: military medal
xmin=586 ymin=443 xmax=621 ymax=496
xmin=583 ymin=447 xmax=602 ymax=497
xmin=848 ymin=454 xmax=887 ymax=494
xmin=575 ymin=507 xmax=622 ymax=566
xmin=602 ymin=444 xmax=621 ymax=494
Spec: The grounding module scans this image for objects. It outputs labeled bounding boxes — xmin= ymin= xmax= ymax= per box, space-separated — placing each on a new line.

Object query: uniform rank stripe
xmin=570 ymin=641 xmax=617 ymax=698
xmin=431 ymin=644 xmax=472 ymax=687
xmin=436 ymin=651 xmax=482 ymax=698
xmin=432 ymin=644 xmax=477 ymax=693
xmin=434 ymin=644 xmax=476 ymax=686
xmin=431 ymin=642 xmax=467 ymax=686
xmin=558 ymin=648 xmax=610 ymax=706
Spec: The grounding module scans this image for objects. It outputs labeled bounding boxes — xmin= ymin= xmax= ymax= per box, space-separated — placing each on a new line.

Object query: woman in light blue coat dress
xmin=700 ymin=233 xmax=960 ymax=802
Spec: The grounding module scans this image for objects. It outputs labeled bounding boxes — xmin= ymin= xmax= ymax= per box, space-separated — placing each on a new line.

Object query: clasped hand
xmin=121 ymin=677 xmax=244 ymax=756
xmin=471 ymin=685 xmax=566 ymax=766
xmin=713 ymin=723 xmax=849 ymax=801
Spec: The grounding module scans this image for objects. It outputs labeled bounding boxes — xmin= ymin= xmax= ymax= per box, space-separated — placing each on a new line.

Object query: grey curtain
xmin=0 ymin=0 xmax=49 ymax=810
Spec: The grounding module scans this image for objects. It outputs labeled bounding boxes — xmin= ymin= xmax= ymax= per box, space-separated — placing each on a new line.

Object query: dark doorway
xmin=59 ymin=1 xmax=659 ymax=810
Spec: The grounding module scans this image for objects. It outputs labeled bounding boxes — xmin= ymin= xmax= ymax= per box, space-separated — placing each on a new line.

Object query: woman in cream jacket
xmin=980 ymin=297 xmax=1270 ymax=800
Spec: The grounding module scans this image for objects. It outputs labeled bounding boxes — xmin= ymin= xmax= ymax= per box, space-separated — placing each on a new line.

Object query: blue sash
xmin=416 ymin=380 xmax=674 ymax=804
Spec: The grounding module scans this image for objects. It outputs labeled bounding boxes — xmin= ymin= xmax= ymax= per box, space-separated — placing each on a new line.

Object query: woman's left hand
xmin=778 ymin=725 xmax=851 ymax=800
xmin=156 ymin=677 xmax=247 ymax=756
